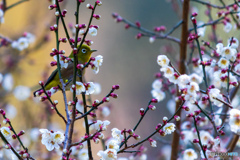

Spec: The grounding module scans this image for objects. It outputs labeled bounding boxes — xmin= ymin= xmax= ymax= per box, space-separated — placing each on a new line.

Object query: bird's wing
xmin=44 ymin=68 xmax=58 ymax=88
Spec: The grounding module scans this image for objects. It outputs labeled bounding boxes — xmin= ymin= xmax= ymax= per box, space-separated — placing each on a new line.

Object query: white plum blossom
xmin=183 ymin=148 xmax=198 ymax=160
xmin=97 ymin=149 xmax=117 ymax=160
xmin=150 ymin=139 xmax=157 ymax=147
xmin=71 ymin=81 xmax=85 ymax=95
xmin=234 ymin=64 xmax=240 ymax=73
xmin=11 ymin=37 xmax=29 ymax=51
xmin=216 ymin=43 xmax=224 ymax=55
xmin=152 ymin=79 xmax=162 ymax=90
xmin=117 ymin=158 xmax=128 ymax=160
xmin=88 ymin=27 xmax=98 ymax=36
xmin=24 ymin=32 xmax=36 ymax=44
xmin=92 ymin=55 xmax=103 ymax=74
xmin=208 ymin=88 xmax=224 ymax=107
xmin=83 ymin=119 xmax=94 ymax=132
xmin=93 ymin=82 xmax=101 ymax=94
xmin=220 ymin=73 xmax=238 ymax=89
xmin=79 ymin=29 xmax=85 ymax=35
xmin=221 ymin=46 xmax=237 ymax=60
xmin=5 ymin=104 xmax=17 ymax=119
xmin=107 ymin=139 xmax=120 ymax=151
xmin=101 ymin=106 xmax=111 ymax=117
xmin=13 ymin=86 xmax=31 ymax=101
xmin=184 ymin=92 xmax=197 ymax=104
xmin=53 ymin=55 xmax=68 ymax=69
xmin=177 ymin=74 xmax=190 ymax=89
xmin=30 ymin=128 xmax=40 ymax=142
xmin=199 ymin=130 xmax=214 ymax=147
xmin=149 ymin=37 xmax=155 ymax=43
xmin=184 ymin=82 xmax=199 ymax=103
xmin=151 ymin=89 xmax=166 ymax=102
xmin=217 ymin=57 xmax=229 ymax=69
xmin=0 ymin=127 xmax=11 ymax=140
xmin=111 ymin=128 xmax=124 ymax=143
xmin=78 ymin=149 xmax=89 ymax=160
xmin=2 ymin=73 xmax=14 ymax=91
xmin=99 ymin=149 xmax=118 ymax=160
xmin=157 ymin=55 xmax=170 ymax=67
xmin=139 ymin=154 xmax=147 ymax=160
xmin=187 ymin=82 xmax=199 ymax=94
xmin=181 ymin=130 xmax=194 ymax=144
xmin=94 ymin=120 xmax=110 ymax=131
xmin=160 ymin=66 xmax=176 ymax=82
xmin=163 ymin=123 xmax=176 ymax=135
xmin=227 ymin=37 xmax=239 ymax=49
xmin=49 ymin=87 xmax=59 ymax=96
xmin=85 ymin=82 xmax=95 ymax=95
xmin=197 ymin=21 xmax=206 ymax=37
xmin=0 ymin=9 xmax=4 ymax=24
xmin=184 ymin=102 xmax=198 ymax=114
xmin=202 ymin=150 xmax=214 ymax=159
xmin=224 ymin=22 xmax=232 ymax=33
xmin=189 ymin=73 xmax=202 ymax=84
xmin=229 ymin=109 xmax=240 ymax=134
xmin=39 ymin=129 xmax=64 ymax=151
xmin=76 ymin=101 xmax=84 ymax=113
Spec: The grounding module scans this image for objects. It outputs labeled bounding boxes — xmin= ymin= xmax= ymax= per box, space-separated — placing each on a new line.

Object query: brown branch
xmin=227 ymin=135 xmax=239 ymax=152
xmin=170 ymin=0 xmax=189 ymax=160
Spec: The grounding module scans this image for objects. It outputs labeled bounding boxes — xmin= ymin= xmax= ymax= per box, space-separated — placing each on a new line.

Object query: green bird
xmin=33 ymin=44 xmax=97 ymax=97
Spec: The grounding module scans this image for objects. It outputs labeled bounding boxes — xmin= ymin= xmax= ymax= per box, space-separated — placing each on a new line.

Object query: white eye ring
xmin=82 ymin=48 xmax=86 ymax=53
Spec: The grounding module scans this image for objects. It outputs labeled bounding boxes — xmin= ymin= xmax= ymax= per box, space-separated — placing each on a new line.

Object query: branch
xmin=170 ymin=0 xmax=189 ymax=159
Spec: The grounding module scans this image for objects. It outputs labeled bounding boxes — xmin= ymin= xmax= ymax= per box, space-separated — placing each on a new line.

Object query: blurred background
xmin=1 ymin=0 xmax=229 ymax=159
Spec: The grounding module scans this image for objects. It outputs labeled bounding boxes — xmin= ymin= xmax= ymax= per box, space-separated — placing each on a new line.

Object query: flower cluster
xmin=11 ymin=32 xmax=35 ymax=51
xmin=39 ymin=129 xmax=64 ymax=151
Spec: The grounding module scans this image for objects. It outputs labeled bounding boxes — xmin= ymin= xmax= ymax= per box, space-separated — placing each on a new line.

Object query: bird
xmin=33 ymin=44 xmax=97 ymax=97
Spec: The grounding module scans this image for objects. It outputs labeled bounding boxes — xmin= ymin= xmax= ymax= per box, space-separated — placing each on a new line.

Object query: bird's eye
xmin=82 ymin=48 xmax=86 ymax=53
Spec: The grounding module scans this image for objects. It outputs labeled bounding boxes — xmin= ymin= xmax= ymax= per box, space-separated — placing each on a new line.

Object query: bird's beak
xmin=90 ymin=49 xmax=97 ymax=53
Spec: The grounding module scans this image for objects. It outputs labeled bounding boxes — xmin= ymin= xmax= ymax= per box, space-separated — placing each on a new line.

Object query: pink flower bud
xmin=127 ymin=129 xmax=134 ymax=135
xmin=89 ymin=112 xmax=96 ymax=118
xmin=219 ymin=130 xmax=225 ymax=135
xmin=86 ymin=4 xmax=94 ymax=9
xmin=193 ymin=139 xmax=199 ymax=143
xmin=192 ymin=12 xmax=198 ymax=17
xmin=151 ymin=99 xmax=158 ymax=103
xmin=69 ymin=38 xmax=75 ymax=43
xmin=125 ymin=24 xmax=130 ymax=29
xmin=93 ymin=14 xmax=101 ymax=20
xmin=191 ymin=17 xmax=197 ymax=25
xmin=40 ymin=96 xmax=48 ymax=102
xmin=139 ymin=108 xmax=145 ymax=116
xmin=50 ymin=61 xmax=57 ymax=66
xmin=18 ymin=130 xmax=25 ymax=137
xmin=174 ymin=115 xmax=180 ymax=121
xmin=135 ymin=21 xmax=141 ymax=28
xmin=112 ymin=84 xmax=120 ymax=90
xmin=39 ymin=81 xmax=44 ymax=86
xmin=148 ymin=105 xmax=156 ymax=110
xmin=96 ymin=0 xmax=102 ymax=6
xmin=0 ymin=109 xmax=4 ymax=116
xmin=73 ymin=48 xmax=78 ymax=54
xmin=48 ymin=4 xmax=57 ymax=10
xmin=102 ymin=97 xmax=110 ymax=102
xmin=136 ymin=33 xmax=142 ymax=39
xmin=155 ymin=123 xmax=162 ymax=130
xmin=186 ymin=113 xmax=193 ymax=117
xmin=12 ymin=135 xmax=17 ymax=139
xmin=194 ymin=110 xmax=201 ymax=116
